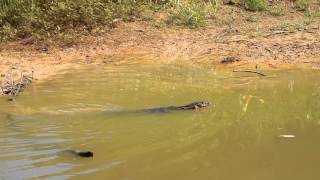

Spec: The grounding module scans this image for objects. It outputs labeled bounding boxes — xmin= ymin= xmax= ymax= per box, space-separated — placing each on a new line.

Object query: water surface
xmin=1 ymin=64 xmax=320 ymax=179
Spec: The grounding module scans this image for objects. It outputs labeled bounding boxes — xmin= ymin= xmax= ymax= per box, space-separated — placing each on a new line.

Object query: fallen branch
xmin=233 ymin=70 xmax=266 ymax=76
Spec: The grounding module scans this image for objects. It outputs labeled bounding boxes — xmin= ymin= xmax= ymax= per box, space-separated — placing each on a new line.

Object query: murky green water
xmin=1 ymin=63 xmax=320 ymax=180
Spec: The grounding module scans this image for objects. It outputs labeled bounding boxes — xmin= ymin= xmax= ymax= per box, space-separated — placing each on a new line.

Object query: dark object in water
xmin=233 ymin=69 xmax=266 ymax=76
xmin=76 ymin=151 xmax=94 ymax=157
xmin=221 ymin=56 xmax=240 ymax=64
xmin=143 ymin=101 xmax=210 ymax=113
xmin=65 ymin=150 xmax=94 ymax=158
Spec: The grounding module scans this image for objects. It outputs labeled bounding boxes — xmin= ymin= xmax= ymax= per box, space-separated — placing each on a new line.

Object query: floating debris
xmin=76 ymin=151 xmax=94 ymax=158
xmin=63 ymin=150 xmax=94 ymax=158
xmin=279 ymin=134 xmax=296 ymax=138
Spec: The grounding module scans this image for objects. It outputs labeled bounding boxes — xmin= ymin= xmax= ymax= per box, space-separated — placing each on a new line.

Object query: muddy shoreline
xmin=1 ymin=14 xmax=320 ymax=96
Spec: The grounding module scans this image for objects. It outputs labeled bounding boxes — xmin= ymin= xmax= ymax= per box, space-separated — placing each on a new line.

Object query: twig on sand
xmin=233 ymin=69 xmax=266 ymax=76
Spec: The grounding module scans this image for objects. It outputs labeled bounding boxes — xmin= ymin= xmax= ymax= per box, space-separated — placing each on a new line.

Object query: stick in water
xmin=233 ymin=70 xmax=266 ymax=76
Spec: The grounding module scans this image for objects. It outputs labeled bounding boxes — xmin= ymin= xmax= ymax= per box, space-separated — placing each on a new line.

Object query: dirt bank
xmin=1 ymin=6 xmax=319 ymax=95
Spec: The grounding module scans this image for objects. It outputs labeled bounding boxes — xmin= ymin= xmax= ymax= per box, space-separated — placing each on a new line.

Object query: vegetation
xmin=294 ymin=0 xmax=320 ymax=17
xmin=167 ymin=0 xmax=217 ymax=28
xmin=295 ymin=0 xmax=311 ymax=11
xmin=0 ymin=0 xmax=218 ymax=40
xmin=242 ymin=0 xmax=267 ymax=11
xmin=0 ymin=0 xmax=141 ymax=41
xmin=269 ymin=7 xmax=285 ymax=17
xmin=0 ymin=0 xmax=319 ymax=41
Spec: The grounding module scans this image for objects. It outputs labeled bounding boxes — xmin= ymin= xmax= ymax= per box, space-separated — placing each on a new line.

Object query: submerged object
xmin=64 ymin=150 xmax=94 ymax=158
xmin=76 ymin=151 xmax=94 ymax=157
xmin=142 ymin=101 xmax=211 ymax=113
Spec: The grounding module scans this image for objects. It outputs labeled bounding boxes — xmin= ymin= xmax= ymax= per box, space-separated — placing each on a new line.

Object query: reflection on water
xmin=1 ymin=64 xmax=320 ymax=179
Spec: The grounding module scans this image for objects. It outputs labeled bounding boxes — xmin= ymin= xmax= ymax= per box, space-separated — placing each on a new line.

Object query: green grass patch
xmin=167 ymin=6 xmax=207 ymax=28
xmin=167 ymin=0 xmax=218 ymax=28
xmin=294 ymin=0 xmax=320 ymax=18
xmin=242 ymin=0 xmax=268 ymax=11
xmin=295 ymin=0 xmax=310 ymax=11
xmin=269 ymin=7 xmax=285 ymax=16
xmin=245 ymin=16 xmax=258 ymax=22
xmin=0 ymin=0 xmax=318 ymax=42
xmin=226 ymin=0 xmax=268 ymax=12
xmin=0 ymin=0 xmax=166 ymax=41
xmin=0 ymin=0 xmax=220 ymax=41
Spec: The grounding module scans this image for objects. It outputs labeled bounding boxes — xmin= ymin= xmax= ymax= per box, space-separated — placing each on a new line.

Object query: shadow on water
xmin=1 ymin=64 xmax=320 ymax=179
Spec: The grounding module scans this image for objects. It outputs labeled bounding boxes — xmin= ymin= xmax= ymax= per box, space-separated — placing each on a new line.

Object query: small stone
xmin=36 ymin=47 xmax=48 ymax=52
